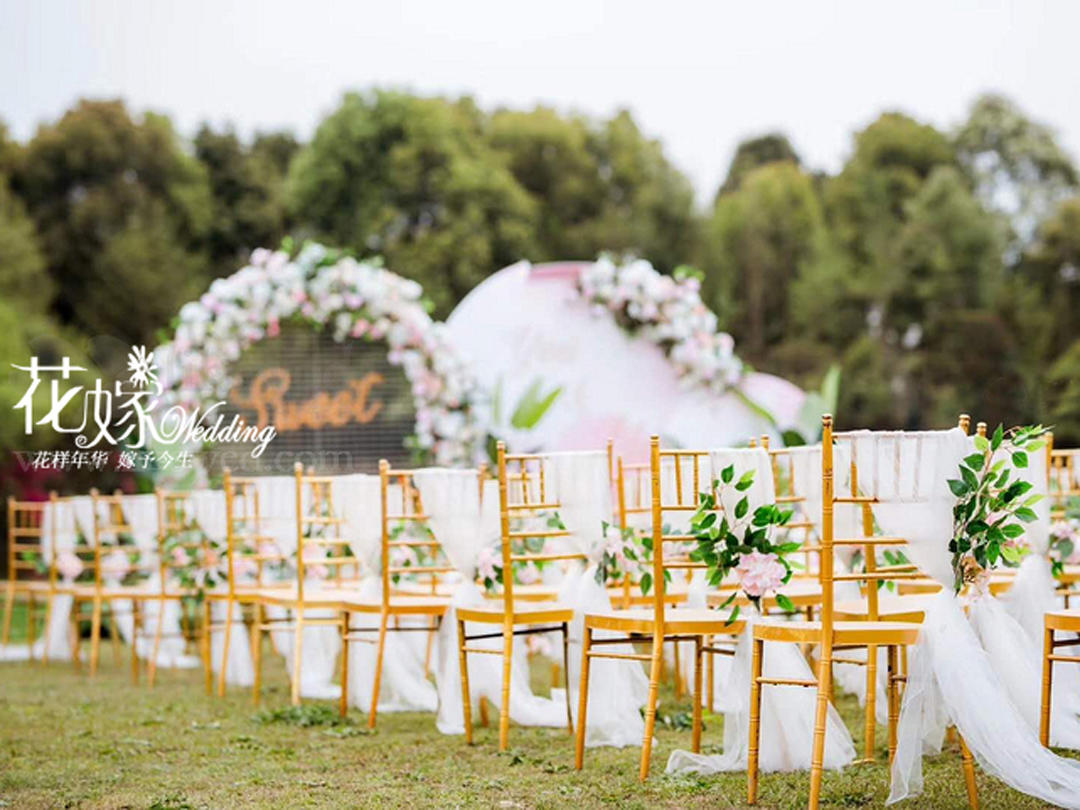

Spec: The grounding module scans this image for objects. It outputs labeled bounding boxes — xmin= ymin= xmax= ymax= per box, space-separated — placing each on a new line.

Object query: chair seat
xmin=457 ymin=602 xmax=574 ymax=625
xmin=753 ymin=618 xmax=920 ymax=646
xmin=1055 ymin=565 xmax=1080 ymax=585
xmin=491 ymin=583 xmax=562 ymax=602
xmin=1046 ymin=609 xmax=1080 ymax=631
xmin=584 ymin=607 xmax=745 ymax=635
xmin=897 ymin=572 xmax=1013 ymax=596
xmin=252 ymin=585 xmax=449 ymax=616
xmin=606 ymin=581 xmax=694 ymax=607
xmin=1 ymin=580 xmax=52 ymax=594
xmin=833 ymin=593 xmax=936 ymax=623
xmin=59 ymin=583 xmax=162 ymax=599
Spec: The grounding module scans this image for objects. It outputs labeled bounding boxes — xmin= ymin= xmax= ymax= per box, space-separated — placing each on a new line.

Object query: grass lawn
xmin=0 ymin=603 xmax=1067 ymax=809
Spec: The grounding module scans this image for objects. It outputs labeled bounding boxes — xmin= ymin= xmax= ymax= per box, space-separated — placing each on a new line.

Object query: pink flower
xmin=57 ymin=551 xmax=84 ymax=581
xmin=204 ymin=548 xmax=220 ymax=569
xmin=307 ymin=563 xmax=329 ymax=580
xmin=232 ymin=556 xmax=256 ymax=580
xmin=171 ymin=547 xmax=189 ymax=566
xmin=517 ymin=562 xmax=540 ymax=585
xmin=266 ymin=318 xmax=280 ymax=338
xmin=477 ymin=546 xmax=499 ymax=583
xmin=735 ymin=550 xmax=786 ymax=599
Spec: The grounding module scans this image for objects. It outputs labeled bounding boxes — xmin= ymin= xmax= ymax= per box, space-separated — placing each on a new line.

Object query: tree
xmin=487 ymin=106 xmax=698 ymax=271
xmin=955 ymin=93 xmax=1078 ymax=246
xmin=0 ymin=177 xmax=50 ymax=313
xmin=717 ymin=133 xmax=800 ymax=197
xmin=10 ymin=100 xmax=212 ymax=345
xmin=194 ymin=125 xmax=297 ymax=276
xmin=701 ymin=162 xmax=829 ymax=359
xmin=286 ymin=90 xmax=537 ymax=316
xmin=1047 ymin=340 xmax=1080 ymax=444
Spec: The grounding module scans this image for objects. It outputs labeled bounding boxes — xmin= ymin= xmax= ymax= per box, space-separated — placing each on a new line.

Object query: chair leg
xmin=706 ymin=634 xmax=715 ymax=713
xmin=638 ymin=634 xmax=664 ymax=782
xmin=864 ymin=643 xmax=877 ymax=760
xmin=807 ymin=644 xmax=834 ymax=810
xmin=0 ymin=583 xmax=14 ymax=647
xmin=1041 ymin=625 xmax=1054 ymax=747
xmin=251 ymin=603 xmax=263 ymax=708
xmin=479 ymin=696 xmax=490 ymax=727
xmin=130 ymin=600 xmax=140 ymax=685
xmin=70 ymin=600 xmax=82 ymax=669
xmin=574 ymin=624 xmax=592 ymax=770
xmin=368 ymin=610 xmax=389 ymax=729
xmin=89 ymin=595 xmax=103 ymax=676
xmin=109 ymin=603 xmax=122 ymax=667
xmin=339 ymin=611 xmax=349 ymax=719
xmin=747 ymin=637 xmax=764 ymax=805
xmin=27 ymin=592 xmax=37 ymax=652
xmin=291 ymin=610 xmax=304 ymax=707
xmin=692 ymin=635 xmax=703 ymax=753
xmin=498 ymin=620 xmax=513 ymax=751
xmin=959 ymin=733 xmax=979 ymax=809
xmin=886 ymin=645 xmax=899 ymax=764
xmin=562 ymin=622 xmax=573 ymax=736
xmin=673 ymin=637 xmax=683 ymax=699
xmin=424 ymin=616 xmax=436 ymax=679
xmin=457 ymin=617 xmax=474 ymax=744
xmin=202 ymin=598 xmax=213 ymax=695
xmin=218 ymin=599 xmax=234 ymax=698
xmin=148 ymin=596 xmax=165 ymax=688
xmin=41 ymin=592 xmax=54 ymax=664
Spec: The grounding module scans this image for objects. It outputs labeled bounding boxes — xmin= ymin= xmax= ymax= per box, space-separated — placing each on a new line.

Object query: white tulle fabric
xmin=253 ymin=476 xmax=340 ymax=700
xmin=413 ymin=468 xmax=565 ymax=734
xmin=668 ymin=447 xmax=856 ymax=774
xmin=547 ymin=450 xmax=649 ymax=747
xmin=884 ymin=429 xmax=1080 ymax=806
xmin=889 ymin=591 xmax=1080 ymax=808
xmin=192 ymin=489 xmax=254 ymax=686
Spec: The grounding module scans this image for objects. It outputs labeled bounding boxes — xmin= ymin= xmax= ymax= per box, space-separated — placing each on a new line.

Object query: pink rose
xmin=57 ymin=551 xmax=84 ymax=581
xmin=476 ymin=546 xmax=499 ymax=583
xmin=735 ymin=550 xmax=786 ymax=599
xmin=517 ymin=562 xmax=540 ymax=585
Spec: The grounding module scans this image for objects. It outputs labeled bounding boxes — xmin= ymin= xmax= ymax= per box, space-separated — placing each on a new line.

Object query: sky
xmin=3 ymin=0 xmax=1079 ymax=202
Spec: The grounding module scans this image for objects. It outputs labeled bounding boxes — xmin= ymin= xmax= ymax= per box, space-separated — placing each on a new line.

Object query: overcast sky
xmin=3 ymin=0 xmax=1078 ymax=202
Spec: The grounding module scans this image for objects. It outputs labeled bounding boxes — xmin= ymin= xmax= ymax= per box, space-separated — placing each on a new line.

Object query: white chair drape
xmin=547 ymin=450 xmax=649 ymax=748
xmin=413 ymin=468 xmax=565 ymax=734
xmin=885 ymin=429 xmax=1080 ymax=807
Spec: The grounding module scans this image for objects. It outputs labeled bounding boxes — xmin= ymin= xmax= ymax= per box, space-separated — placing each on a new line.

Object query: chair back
xmin=293 ymin=463 xmax=356 ymax=599
xmin=647 ymin=437 xmax=717 ymax=625
xmin=6 ymin=496 xmax=50 ymax=588
xmin=155 ymin=489 xmax=203 ymax=590
xmin=89 ymin=489 xmax=154 ymax=589
xmin=378 ymin=460 xmax=456 ymax=600
xmin=494 ymin=442 xmax=582 ymax=608
xmin=1048 ymin=436 xmax=1080 ymax=520
xmin=759 ymin=435 xmax=821 ymax=577
xmin=223 ymin=469 xmax=282 ymax=592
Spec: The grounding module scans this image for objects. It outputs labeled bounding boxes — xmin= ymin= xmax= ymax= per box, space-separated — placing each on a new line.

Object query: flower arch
xmin=576 ymin=256 xmax=745 ymax=395
xmin=159 ymin=242 xmax=484 ymax=466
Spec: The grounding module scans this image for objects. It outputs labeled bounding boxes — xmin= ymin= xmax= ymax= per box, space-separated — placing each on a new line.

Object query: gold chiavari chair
xmin=214 ymin=469 xmax=288 ymax=699
xmin=68 ymin=490 xmax=155 ymax=680
xmin=1040 ymin=437 xmax=1080 ymax=745
xmin=576 ymin=437 xmax=750 ymax=781
xmin=2 ymin=497 xmax=53 ymax=658
xmin=456 ymin=442 xmax=578 ymax=751
xmin=145 ymin=489 xmax=205 ymax=688
xmin=337 ymin=461 xmax=452 ymax=726
xmin=251 ymin=463 xmax=355 ymax=707
xmin=746 ymin=415 xmax=977 ymax=810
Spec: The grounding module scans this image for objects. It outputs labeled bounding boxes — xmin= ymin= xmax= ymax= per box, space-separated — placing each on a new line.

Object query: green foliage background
xmin=3 ymin=89 xmax=1080 ymax=481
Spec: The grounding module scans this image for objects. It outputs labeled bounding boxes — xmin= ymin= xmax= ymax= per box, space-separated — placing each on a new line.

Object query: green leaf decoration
xmin=721 ymin=465 xmax=734 ymax=484
xmin=775 ymin=593 xmax=796 ymax=613
xmin=734 ymin=497 xmax=749 ymax=519
xmin=1011 ymin=451 xmax=1028 ymax=469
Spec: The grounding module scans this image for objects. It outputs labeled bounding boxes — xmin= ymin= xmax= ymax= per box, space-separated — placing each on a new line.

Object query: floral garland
xmin=947 ymin=424 xmax=1048 ymax=591
xmin=577 ymin=256 xmax=744 ymax=394
xmin=161 ymin=242 xmax=484 ymax=466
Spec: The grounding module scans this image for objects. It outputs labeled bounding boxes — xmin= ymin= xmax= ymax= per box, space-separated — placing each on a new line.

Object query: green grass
xmin=0 ymin=613 xmax=1067 ymax=809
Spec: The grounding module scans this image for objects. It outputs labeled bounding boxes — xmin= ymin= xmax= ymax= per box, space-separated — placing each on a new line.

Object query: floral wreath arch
xmin=159 ymin=242 xmax=484 ymax=466
xmin=576 ymin=255 xmax=745 ymax=395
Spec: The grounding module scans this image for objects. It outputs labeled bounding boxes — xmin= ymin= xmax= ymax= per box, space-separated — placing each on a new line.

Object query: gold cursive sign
xmin=229 ymin=368 xmax=385 ymax=432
